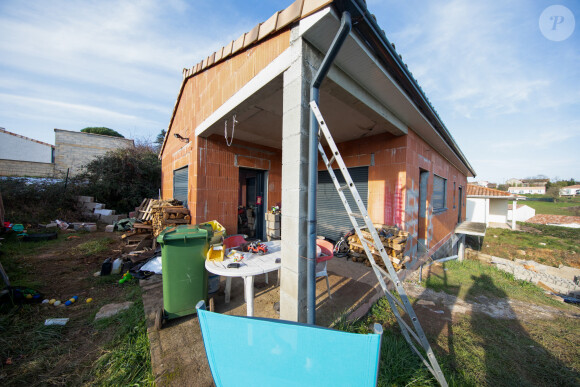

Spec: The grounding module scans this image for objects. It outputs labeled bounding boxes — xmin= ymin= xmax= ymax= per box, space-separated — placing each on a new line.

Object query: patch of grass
xmin=73 ymin=237 xmax=114 ymax=257
xmin=480 ymin=225 xmax=580 ymax=268
xmin=90 ymin=289 xmax=153 ymax=386
xmin=522 ymin=198 xmax=580 ymax=216
xmin=422 ymin=259 xmax=563 ymax=307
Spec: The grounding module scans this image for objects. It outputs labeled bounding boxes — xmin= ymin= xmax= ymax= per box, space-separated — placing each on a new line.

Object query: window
xmin=432 ymin=175 xmax=447 ymax=212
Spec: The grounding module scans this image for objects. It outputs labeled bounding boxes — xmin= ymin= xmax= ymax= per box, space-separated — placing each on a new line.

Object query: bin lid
xmin=156 ymin=225 xmax=208 ymax=243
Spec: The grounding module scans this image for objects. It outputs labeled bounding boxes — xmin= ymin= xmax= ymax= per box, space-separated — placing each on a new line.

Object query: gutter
xmin=307 ymin=11 xmax=352 ymax=325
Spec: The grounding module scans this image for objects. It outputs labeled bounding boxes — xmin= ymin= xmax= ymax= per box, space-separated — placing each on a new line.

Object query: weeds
xmin=73 ymin=238 xmax=114 ymax=257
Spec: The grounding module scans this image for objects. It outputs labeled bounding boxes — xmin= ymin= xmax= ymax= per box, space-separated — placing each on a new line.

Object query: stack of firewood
xmin=347 ymin=225 xmax=409 ymax=271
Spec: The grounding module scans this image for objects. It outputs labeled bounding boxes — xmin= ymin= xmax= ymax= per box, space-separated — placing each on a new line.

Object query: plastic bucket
xmin=208 ymin=274 xmax=220 ymax=294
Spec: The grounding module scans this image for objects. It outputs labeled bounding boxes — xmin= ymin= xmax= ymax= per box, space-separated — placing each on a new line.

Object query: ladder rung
xmin=347 ymin=212 xmax=364 ymax=218
xmin=338 ymin=184 xmax=349 ymax=192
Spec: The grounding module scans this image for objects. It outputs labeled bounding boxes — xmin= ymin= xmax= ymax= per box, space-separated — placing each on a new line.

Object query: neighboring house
xmin=0 ymin=128 xmax=134 ymax=178
xmin=473 ymin=181 xmax=489 ymax=187
xmin=466 ymin=184 xmax=516 ymax=227
xmin=508 ymin=186 xmax=546 ymax=195
xmin=0 ymin=128 xmax=55 ymax=178
xmin=507 ymin=203 xmax=535 ymax=222
xmin=559 ymin=185 xmax=580 ymax=197
xmin=159 ymin=0 xmax=475 ymax=321
xmin=506 ymin=178 xmax=523 ymax=186
xmin=522 ymin=178 xmax=549 ymax=187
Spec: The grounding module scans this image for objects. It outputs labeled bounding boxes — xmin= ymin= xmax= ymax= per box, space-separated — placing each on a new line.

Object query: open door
xmin=457 ymin=186 xmax=463 ymax=223
xmin=417 ymin=169 xmax=429 ymax=254
xmin=238 ymin=168 xmax=266 ymax=239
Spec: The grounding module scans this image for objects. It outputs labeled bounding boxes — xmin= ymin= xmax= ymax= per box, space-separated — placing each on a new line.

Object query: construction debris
xmin=347 ymin=225 xmax=409 ymax=271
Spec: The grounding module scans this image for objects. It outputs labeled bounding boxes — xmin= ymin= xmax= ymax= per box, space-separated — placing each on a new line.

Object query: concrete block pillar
xmin=458 ymin=234 xmax=465 ymax=262
xmin=279 ymin=30 xmax=319 ymax=322
xmin=512 ymin=200 xmax=517 ymax=230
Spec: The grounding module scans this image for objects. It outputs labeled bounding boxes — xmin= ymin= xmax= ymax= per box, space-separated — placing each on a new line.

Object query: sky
xmin=0 ymin=0 xmax=578 ymax=183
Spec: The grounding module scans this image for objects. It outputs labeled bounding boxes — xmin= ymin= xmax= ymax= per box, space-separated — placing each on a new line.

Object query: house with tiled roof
xmin=508 ymin=186 xmax=546 ymax=195
xmin=159 ymin=0 xmax=475 ymax=322
xmin=466 ymin=184 xmax=516 ymax=227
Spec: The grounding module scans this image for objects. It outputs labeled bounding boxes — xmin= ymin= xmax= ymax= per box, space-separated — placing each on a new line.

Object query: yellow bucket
xmin=207 ymin=244 xmax=224 ymax=261
xmin=200 ymin=220 xmax=226 ymax=244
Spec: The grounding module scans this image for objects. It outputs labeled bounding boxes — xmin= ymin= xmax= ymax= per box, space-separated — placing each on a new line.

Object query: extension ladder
xmin=310 ymin=101 xmax=448 ymax=387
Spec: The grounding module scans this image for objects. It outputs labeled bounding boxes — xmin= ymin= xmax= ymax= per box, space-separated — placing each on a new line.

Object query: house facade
xmin=560 ymin=185 xmax=580 ymax=197
xmin=159 ymin=0 xmax=475 ymax=321
xmin=466 ymin=184 xmax=516 ymax=227
xmin=508 ymin=186 xmax=546 ymax=195
xmin=0 ymin=128 xmax=134 ymax=178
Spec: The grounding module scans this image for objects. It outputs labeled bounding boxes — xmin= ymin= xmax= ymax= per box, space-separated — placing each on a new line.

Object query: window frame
xmin=432 ymin=174 xmax=447 ymax=213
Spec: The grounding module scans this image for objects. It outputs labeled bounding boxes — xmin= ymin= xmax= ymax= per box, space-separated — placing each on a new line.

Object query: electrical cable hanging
xmin=224 ymin=114 xmax=237 ymax=146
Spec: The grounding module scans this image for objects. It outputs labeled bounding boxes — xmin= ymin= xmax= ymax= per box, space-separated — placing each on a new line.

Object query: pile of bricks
xmin=347 ymin=225 xmax=409 ymax=271
xmin=77 ymin=196 xmax=127 ymax=224
xmin=265 ymin=212 xmax=281 ymax=240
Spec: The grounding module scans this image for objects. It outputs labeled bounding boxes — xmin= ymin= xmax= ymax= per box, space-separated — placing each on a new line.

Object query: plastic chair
xmin=316 ymin=239 xmax=334 ymax=299
xmin=196 ymin=300 xmax=383 ymax=386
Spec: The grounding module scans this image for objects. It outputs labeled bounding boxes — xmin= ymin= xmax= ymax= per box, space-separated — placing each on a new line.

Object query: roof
xmin=0 ymin=127 xmax=54 ymax=148
xmin=526 ymin=214 xmax=580 ymax=226
xmin=561 ymin=185 xmax=580 ymax=189
xmin=467 ymin=184 xmax=514 ymax=198
xmin=161 ymin=0 xmax=476 ymax=177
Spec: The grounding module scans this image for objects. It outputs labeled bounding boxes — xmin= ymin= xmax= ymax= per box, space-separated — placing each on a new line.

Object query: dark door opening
xmin=457 ymin=186 xmax=463 ymax=223
xmin=238 ymin=168 xmax=266 ymax=239
xmin=417 ymin=169 xmax=429 ymax=254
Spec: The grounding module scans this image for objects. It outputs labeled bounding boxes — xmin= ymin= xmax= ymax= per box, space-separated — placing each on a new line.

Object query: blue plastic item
xmin=196 ymin=301 xmax=383 ymax=386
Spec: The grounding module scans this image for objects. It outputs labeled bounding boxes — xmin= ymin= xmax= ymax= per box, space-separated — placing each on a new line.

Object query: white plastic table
xmin=205 ymin=240 xmax=281 ymax=316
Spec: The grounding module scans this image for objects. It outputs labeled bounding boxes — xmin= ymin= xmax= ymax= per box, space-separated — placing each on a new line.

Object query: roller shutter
xmin=173 ymin=167 xmax=188 ymax=208
xmin=317 ymin=166 xmax=368 ymax=242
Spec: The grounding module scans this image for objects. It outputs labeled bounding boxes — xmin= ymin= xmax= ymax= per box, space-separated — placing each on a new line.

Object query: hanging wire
xmin=224 ymin=114 xmax=237 ymax=146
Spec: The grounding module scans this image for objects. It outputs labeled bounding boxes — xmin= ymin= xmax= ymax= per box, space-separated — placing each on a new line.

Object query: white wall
xmin=489 ymin=199 xmax=508 ymax=223
xmin=508 ymin=205 xmax=536 ymax=222
xmin=0 ymin=131 xmax=53 ymax=163
xmin=466 ymin=198 xmax=487 ymax=223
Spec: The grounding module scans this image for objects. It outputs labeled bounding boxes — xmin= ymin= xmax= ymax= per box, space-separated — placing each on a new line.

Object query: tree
xmin=81 ymin=127 xmax=124 ymax=138
xmin=154 ymin=129 xmax=166 ymax=153
xmin=78 ymin=145 xmax=161 ymax=214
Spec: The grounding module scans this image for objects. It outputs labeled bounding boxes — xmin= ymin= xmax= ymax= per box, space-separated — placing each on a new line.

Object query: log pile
xmin=347 ymin=225 xmax=409 ymax=271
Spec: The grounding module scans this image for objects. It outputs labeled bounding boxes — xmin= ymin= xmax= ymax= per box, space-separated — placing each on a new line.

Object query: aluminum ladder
xmin=310 ymin=101 xmax=448 ymax=386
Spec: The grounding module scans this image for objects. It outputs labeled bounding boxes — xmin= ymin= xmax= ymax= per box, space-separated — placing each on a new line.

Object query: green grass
xmin=73 ymin=237 xmax=114 ymax=257
xmin=522 ymin=197 xmax=580 ymax=216
xmin=480 ymin=224 xmax=580 ymax=267
xmin=422 ymin=259 xmax=564 ymax=307
xmin=335 ymin=258 xmax=579 ymax=386
xmin=90 ymin=290 xmax=154 ymax=386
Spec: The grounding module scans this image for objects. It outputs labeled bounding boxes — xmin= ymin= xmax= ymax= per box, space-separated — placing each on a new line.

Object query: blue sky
xmin=0 ymin=0 xmax=578 ymax=183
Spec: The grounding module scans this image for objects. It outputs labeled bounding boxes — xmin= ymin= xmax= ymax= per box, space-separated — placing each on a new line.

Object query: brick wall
xmin=54 ymin=129 xmax=134 ymax=175
xmin=0 ymin=159 xmax=56 ymax=178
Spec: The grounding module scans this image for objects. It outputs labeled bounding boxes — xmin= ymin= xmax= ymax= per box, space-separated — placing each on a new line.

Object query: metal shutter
xmin=173 ymin=167 xmax=188 ymax=208
xmin=317 ymin=166 xmax=368 ymax=242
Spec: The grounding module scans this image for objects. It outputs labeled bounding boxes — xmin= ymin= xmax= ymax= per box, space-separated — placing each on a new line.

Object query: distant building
xmin=560 ymin=185 xmax=580 ymax=197
xmin=508 ymin=186 xmax=546 ymax=195
xmin=522 ymin=178 xmax=549 ymax=187
xmin=473 ymin=181 xmax=489 ymax=187
xmin=505 ymin=178 xmax=523 ymax=186
xmin=0 ymin=128 xmax=134 ymax=178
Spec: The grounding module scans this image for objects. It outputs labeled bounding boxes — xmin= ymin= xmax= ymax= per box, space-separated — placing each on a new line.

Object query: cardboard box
xmin=265 ymin=213 xmax=281 ymax=222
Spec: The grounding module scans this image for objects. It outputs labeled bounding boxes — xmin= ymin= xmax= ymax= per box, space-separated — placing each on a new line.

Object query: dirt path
xmin=404 ymin=281 xmax=579 ymax=321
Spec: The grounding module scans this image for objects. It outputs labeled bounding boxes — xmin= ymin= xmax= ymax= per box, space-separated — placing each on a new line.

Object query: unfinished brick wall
xmin=318 ymin=132 xmax=407 ymax=228
xmin=0 ymin=159 xmax=56 ymax=178
xmin=405 ymin=129 xmax=467 ymax=257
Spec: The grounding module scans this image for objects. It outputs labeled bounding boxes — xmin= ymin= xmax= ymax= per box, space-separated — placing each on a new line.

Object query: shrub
xmin=80 ymin=127 xmax=124 ymax=138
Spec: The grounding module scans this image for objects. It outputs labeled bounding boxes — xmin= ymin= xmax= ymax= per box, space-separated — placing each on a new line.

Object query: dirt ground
xmin=0 ymin=231 xmax=131 ymax=385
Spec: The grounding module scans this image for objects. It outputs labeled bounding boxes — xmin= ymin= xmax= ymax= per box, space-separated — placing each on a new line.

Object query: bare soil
xmin=0 ymin=231 xmax=130 ymax=385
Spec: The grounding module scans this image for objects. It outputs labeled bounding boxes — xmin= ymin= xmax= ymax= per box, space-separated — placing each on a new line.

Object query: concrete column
xmin=512 ymin=200 xmax=517 ymax=230
xmin=484 ymin=198 xmax=489 ymax=226
xmin=458 ymin=234 xmax=465 ymax=262
xmin=279 ymin=31 xmax=319 ymax=322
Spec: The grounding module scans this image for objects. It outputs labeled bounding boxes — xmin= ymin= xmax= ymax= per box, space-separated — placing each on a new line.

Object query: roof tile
xmin=467 ymin=184 xmax=514 ymax=197
xmin=258 ymin=12 xmax=279 ymax=40
xmin=232 ymin=33 xmax=246 ymax=55
xmin=302 ymin=0 xmax=333 ymax=18
xmin=276 ymin=0 xmax=304 ymax=31
xmin=244 ymin=24 xmax=260 ymax=48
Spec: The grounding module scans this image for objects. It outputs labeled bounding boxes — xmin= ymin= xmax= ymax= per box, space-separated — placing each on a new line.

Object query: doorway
xmin=238 ymin=168 xmax=266 ymax=239
xmin=417 ymin=169 xmax=429 ymax=254
xmin=457 ymin=186 xmax=463 ymax=223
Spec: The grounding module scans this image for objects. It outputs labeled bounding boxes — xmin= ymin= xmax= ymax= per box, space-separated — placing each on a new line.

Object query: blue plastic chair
xmin=196 ymin=301 xmax=383 ymax=386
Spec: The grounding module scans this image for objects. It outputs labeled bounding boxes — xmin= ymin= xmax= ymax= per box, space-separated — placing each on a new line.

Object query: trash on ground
xmin=45 ymin=318 xmax=69 ymax=326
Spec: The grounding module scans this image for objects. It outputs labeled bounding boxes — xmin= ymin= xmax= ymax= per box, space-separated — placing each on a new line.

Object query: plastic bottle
xmin=101 ymin=258 xmax=112 ymax=276
xmin=111 ymin=258 xmax=123 ymax=274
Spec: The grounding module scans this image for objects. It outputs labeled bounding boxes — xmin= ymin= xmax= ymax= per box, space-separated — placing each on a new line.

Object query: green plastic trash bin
xmin=155 ymin=225 xmax=209 ymax=329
